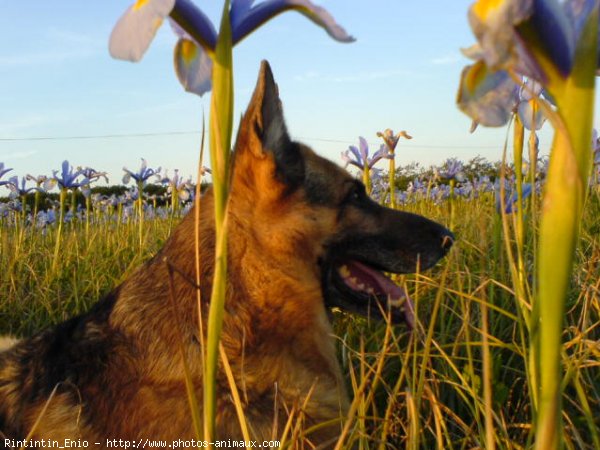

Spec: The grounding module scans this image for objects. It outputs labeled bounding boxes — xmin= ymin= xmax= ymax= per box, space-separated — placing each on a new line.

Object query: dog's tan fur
xmin=0 ymin=61 xmax=452 ymax=449
xmin=0 ymin=337 xmax=18 ymax=352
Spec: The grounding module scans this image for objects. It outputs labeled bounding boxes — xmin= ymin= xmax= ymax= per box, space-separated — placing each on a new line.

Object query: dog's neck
xmin=110 ymin=188 xmax=346 ymax=417
xmin=116 ymin=188 xmax=331 ymax=351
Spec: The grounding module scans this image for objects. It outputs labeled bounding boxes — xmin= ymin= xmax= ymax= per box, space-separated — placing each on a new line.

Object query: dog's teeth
xmin=339 ymin=265 xmax=350 ymax=277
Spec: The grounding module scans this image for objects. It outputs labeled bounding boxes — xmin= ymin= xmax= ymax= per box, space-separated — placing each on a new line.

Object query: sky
xmin=0 ymin=1 xmax=594 ymax=186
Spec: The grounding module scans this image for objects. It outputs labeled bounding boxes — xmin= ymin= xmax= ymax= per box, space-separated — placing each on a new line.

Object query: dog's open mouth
xmin=326 ymin=259 xmax=415 ymax=328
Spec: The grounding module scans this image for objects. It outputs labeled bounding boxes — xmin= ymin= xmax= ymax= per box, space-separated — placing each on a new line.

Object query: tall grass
xmin=2 ymin=182 xmax=599 ymax=448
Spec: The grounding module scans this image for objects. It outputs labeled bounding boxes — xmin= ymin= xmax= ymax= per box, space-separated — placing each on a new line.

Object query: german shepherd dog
xmin=0 ymin=61 xmax=453 ymax=448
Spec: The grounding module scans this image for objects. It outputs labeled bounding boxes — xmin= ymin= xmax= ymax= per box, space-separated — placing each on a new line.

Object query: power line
xmin=0 ymin=130 xmax=512 ymax=149
xmin=0 ymin=131 xmax=200 ymax=142
xmin=298 ymin=136 xmax=504 ymax=149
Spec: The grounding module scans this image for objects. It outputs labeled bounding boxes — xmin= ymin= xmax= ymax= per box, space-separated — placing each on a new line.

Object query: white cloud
xmin=0 ymin=115 xmax=50 ymax=135
xmin=0 ymin=112 xmax=71 ymax=136
xmin=431 ymin=53 xmax=462 ymax=65
xmin=330 ymin=69 xmax=412 ymax=82
xmin=294 ymin=68 xmax=412 ymax=83
xmin=293 ymin=70 xmax=321 ymax=82
xmin=0 ymin=28 xmax=103 ymax=68
xmin=1 ymin=150 xmax=38 ymax=160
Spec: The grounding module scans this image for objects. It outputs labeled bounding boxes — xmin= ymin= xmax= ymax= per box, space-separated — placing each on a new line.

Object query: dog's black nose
xmin=441 ymin=231 xmax=454 ymax=252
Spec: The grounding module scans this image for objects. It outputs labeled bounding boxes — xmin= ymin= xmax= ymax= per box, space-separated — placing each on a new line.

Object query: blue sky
xmin=0 ymin=1 xmax=583 ymax=185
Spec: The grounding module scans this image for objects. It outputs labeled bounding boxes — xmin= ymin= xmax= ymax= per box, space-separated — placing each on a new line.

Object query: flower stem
xmin=52 ymin=188 xmax=67 ymax=273
xmin=534 ymin=9 xmax=597 ymax=449
xmin=363 ymin=165 xmax=371 ymax=195
xmin=204 ymin=0 xmax=234 ymax=442
xmin=388 ymin=155 xmax=396 ymax=208
xmin=137 ymin=181 xmax=144 ymax=249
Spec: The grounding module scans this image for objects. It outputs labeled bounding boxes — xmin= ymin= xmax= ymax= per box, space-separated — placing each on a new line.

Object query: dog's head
xmin=229 ymin=61 xmax=453 ymax=327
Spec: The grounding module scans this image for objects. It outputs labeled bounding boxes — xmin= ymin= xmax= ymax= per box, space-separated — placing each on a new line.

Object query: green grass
xmin=1 ymin=188 xmax=599 ymax=448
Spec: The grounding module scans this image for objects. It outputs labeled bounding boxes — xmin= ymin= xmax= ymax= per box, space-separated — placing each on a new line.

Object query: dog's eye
xmin=345 ymin=183 xmax=366 ymax=205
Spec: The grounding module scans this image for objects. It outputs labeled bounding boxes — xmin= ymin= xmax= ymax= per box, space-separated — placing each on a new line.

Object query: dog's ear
xmin=233 ymin=60 xmax=304 ymax=192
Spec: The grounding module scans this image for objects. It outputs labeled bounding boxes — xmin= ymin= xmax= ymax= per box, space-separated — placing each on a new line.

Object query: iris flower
xmin=495 ymin=179 xmax=533 ymax=214
xmin=458 ymin=0 xmax=597 ymax=127
xmin=439 ymin=158 xmax=467 ymax=182
xmin=37 ymin=210 xmax=57 ymax=228
xmin=25 ymin=174 xmax=48 ymax=188
xmin=341 ymin=137 xmax=391 ymax=171
xmin=123 ymin=158 xmax=161 ymax=185
xmin=0 ymin=163 xmax=12 ymax=186
xmin=593 ymin=128 xmax=600 ymax=164
xmin=468 ymin=0 xmax=599 ymax=80
xmin=516 ymin=78 xmax=550 ymax=130
xmin=376 ymin=129 xmax=413 ymax=154
xmin=5 ymin=176 xmax=41 ymax=200
xmin=161 ymin=169 xmax=193 ymax=202
xmin=77 ymin=167 xmax=109 ymax=198
xmin=80 ymin=167 xmax=109 ymax=184
xmin=110 ymin=0 xmax=354 ymax=96
xmin=43 ymin=161 xmax=89 ymax=191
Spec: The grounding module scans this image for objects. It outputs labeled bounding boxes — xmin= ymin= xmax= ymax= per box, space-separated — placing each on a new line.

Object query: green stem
xmin=52 ymin=188 xmax=67 ymax=273
xmin=70 ymin=189 xmax=77 ymax=216
xmin=514 ymin=116 xmax=539 ymax=416
xmin=204 ymin=0 xmax=234 ymax=442
xmin=388 ymin=155 xmax=396 ymax=208
xmin=33 ymin=190 xmax=40 ymax=223
xmin=20 ymin=194 xmax=27 ymax=224
xmin=363 ymin=164 xmax=371 ymax=195
xmin=138 ymin=181 xmax=144 ymax=249
xmin=534 ymin=9 xmax=597 ymax=449
xmin=86 ymin=194 xmax=91 ymax=240
xmin=528 ymin=128 xmax=538 ymax=295
xmin=449 ymin=178 xmax=455 ymax=230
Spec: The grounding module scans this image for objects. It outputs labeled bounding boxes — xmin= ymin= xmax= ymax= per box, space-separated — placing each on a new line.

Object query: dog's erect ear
xmin=234 ymin=60 xmax=304 ymax=190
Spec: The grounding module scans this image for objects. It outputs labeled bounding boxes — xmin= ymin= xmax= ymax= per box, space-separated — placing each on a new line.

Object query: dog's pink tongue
xmin=346 ymin=260 xmax=415 ymax=328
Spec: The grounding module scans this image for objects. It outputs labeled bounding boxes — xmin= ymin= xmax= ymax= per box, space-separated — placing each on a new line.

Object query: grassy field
xmin=1 ymin=183 xmax=599 ymax=449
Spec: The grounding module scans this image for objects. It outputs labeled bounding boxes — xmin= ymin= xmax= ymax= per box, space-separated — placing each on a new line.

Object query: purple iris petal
xmin=518 ymin=99 xmax=546 ymax=130
xmin=80 ymin=167 xmax=108 ymax=183
xmin=346 ymin=145 xmax=364 ymax=167
xmin=512 ymin=41 xmax=549 ymax=82
xmin=457 ymin=62 xmax=519 ymax=127
xmin=520 ymin=0 xmax=575 ymax=77
xmin=341 ymin=150 xmax=363 ymax=170
xmin=519 ymin=78 xmax=543 ymax=101
xmin=170 ymin=0 xmax=217 ymax=50
xmin=496 ymin=181 xmax=533 ymax=214
xmin=468 ymin=0 xmax=533 ymax=71
xmin=112 ymin=0 xmax=353 ymax=97
xmin=231 ymin=0 xmax=355 ymax=45
xmin=440 ymin=158 xmax=465 ymax=180
xmin=123 ymin=159 xmax=161 ymax=184
xmin=564 ymin=0 xmax=600 ymax=73
xmin=564 ymin=0 xmax=595 ymax=43
xmin=368 ymin=145 xmax=389 ymax=169
xmin=61 ymin=160 xmax=70 ymax=182
xmin=358 ymin=137 xmax=369 ymax=161
xmin=174 ymin=38 xmax=213 ymax=96
xmin=0 ymin=163 xmax=12 ymax=181
xmin=231 ymin=0 xmax=254 ymax=26
xmin=109 ymin=0 xmax=177 ymax=62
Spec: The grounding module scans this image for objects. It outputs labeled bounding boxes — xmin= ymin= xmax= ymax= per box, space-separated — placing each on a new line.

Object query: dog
xmin=0 ymin=61 xmax=453 ymax=448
